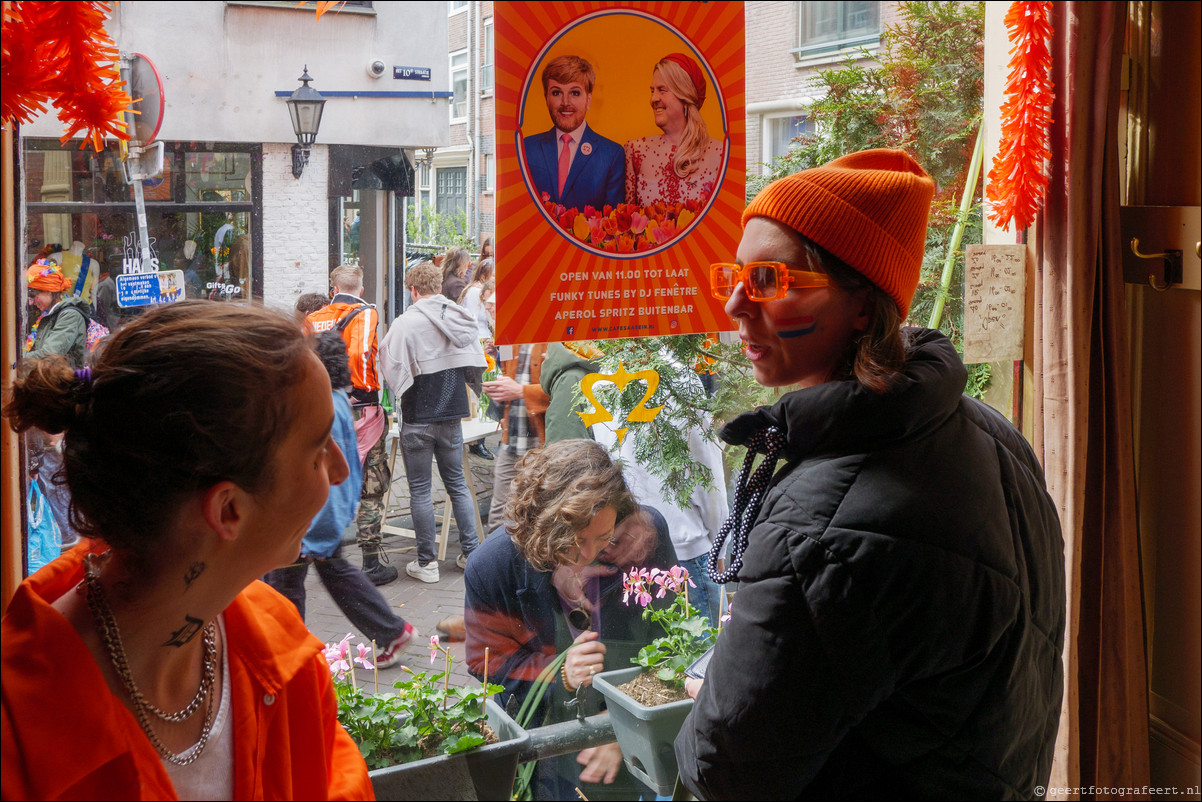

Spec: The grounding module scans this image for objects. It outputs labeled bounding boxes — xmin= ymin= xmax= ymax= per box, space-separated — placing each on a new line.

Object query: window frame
xmin=450 ymin=48 xmax=469 ymax=122
xmin=481 ymin=17 xmax=494 ymax=95
xmin=793 ymin=1 xmax=882 ymax=61
xmin=762 ymin=112 xmax=814 ymax=164
xmin=21 ymin=138 xmax=264 ymax=302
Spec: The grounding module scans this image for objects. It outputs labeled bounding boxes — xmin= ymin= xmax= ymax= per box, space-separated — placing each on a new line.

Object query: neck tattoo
xmin=82 ymin=551 xmax=218 ymax=766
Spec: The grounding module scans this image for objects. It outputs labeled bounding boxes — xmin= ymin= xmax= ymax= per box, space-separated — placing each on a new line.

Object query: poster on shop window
xmin=495 ymin=1 xmax=744 ymax=344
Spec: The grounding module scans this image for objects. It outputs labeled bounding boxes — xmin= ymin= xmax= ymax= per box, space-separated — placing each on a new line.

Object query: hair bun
xmin=4 ymin=356 xmax=86 ymax=435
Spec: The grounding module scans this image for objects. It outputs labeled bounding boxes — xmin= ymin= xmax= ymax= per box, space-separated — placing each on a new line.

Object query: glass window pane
xmin=799 ymin=1 xmax=880 ymax=50
xmin=803 ymin=2 xmax=839 ymax=44
xmin=768 ymin=115 xmax=811 ymax=160
xmin=23 ymin=141 xmax=128 ymax=205
xmin=843 ymin=1 xmax=879 ymax=35
xmin=452 ymin=51 xmax=469 ymax=119
xmin=184 ymin=152 xmax=252 ymax=203
xmin=482 ymin=22 xmax=494 ymax=92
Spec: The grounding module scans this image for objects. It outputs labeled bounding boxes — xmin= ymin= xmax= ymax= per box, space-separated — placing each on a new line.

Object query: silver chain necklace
xmin=82 ymin=551 xmax=218 ymax=766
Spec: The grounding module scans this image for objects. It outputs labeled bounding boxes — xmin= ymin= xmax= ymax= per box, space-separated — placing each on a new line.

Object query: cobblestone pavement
xmin=301 ymin=431 xmax=501 ymax=688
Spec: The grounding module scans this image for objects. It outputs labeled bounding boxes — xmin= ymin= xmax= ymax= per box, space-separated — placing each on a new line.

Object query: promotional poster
xmin=495 ymin=1 xmax=745 ymax=344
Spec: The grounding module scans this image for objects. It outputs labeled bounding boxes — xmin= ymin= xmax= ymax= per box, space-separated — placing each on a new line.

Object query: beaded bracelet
xmin=560 ymin=660 xmax=576 ymax=692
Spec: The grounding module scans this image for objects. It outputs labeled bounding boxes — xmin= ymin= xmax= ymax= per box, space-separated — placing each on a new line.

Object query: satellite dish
xmin=126 ymin=53 xmax=165 ymax=145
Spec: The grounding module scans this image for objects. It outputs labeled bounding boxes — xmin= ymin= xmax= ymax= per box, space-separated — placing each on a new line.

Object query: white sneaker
xmin=456 ymin=552 xmax=469 ymax=570
xmin=406 ymin=559 xmax=439 ymax=583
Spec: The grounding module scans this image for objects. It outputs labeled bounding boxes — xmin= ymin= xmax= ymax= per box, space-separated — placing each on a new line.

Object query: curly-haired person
xmin=463 ymin=439 xmax=677 ymax=801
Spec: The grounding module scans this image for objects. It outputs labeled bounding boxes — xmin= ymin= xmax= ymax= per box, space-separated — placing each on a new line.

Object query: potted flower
xmin=593 ymin=566 xmax=719 ymax=795
xmin=324 ymin=634 xmax=530 ymax=801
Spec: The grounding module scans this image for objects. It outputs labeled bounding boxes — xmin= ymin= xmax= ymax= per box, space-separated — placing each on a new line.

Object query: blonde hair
xmin=458 ymin=258 xmax=494 ymax=304
xmin=329 ymin=264 xmax=363 ymax=294
xmin=655 ymin=59 xmax=709 ymax=179
xmin=505 ymin=440 xmax=635 ymax=571
xmin=405 ymin=262 xmax=443 ymax=296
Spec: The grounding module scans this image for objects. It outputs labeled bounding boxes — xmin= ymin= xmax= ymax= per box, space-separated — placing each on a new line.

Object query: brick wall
xmin=477 ymin=0 xmax=495 ymax=243
xmin=449 ymin=4 xmax=470 ymax=148
xmin=261 ymin=143 xmax=330 ymax=311
xmin=744 ymin=2 xmax=905 ymax=174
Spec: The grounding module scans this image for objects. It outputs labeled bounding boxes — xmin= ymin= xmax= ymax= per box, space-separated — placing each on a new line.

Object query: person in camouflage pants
xmin=353 ymin=407 xmax=392 ymax=580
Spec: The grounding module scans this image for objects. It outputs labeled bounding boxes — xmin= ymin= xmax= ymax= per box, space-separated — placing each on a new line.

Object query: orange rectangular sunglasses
xmin=709 ymin=262 xmax=830 ymax=301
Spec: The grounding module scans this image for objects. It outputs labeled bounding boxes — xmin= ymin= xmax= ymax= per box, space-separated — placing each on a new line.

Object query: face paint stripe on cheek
xmin=775 ymin=315 xmax=817 ymax=338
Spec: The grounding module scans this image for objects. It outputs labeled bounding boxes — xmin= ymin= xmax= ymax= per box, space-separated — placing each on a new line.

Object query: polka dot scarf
xmin=707 ymin=425 xmax=787 ymax=584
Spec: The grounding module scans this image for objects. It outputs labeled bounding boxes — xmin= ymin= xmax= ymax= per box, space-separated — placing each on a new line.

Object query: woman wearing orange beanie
xmin=674 ymin=149 xmax=1065 ymax=799
xmin=25 ymin=260 xmax=91 ymax=368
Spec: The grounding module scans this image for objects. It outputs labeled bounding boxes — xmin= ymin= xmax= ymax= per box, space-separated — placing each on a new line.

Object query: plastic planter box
xmin=368 ymin=697 xmax=530 ymax=801
xmin=593 ymin=666 xmax=693 ymax=796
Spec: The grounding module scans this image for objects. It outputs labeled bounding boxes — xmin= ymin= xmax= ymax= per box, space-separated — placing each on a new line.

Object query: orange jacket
xmin=308 ymin=294 xmax=381 ymax=402
xmin=1 ymin=544 xmax=373 ymax=801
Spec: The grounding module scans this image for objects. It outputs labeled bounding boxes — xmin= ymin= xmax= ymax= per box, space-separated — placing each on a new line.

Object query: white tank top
xmin=163 ymin=615 xmax=234 ymax=800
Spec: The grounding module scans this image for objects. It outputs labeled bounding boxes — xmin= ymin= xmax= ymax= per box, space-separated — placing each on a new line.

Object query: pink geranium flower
xmin=429 ymin=634 xmax=441 ymax=664
xmin=355 ymin=642 xmax=374 ymax=671
xmin=324 ymin=633 xmax=354 ymax=679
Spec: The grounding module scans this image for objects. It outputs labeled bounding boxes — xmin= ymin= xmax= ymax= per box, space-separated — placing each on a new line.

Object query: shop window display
xmin=22 ymin=139 xmax=260 ymax=310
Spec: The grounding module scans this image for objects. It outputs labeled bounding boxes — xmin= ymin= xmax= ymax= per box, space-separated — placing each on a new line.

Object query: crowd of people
xmin=3 ymin=150 xmax=1065 ymax=801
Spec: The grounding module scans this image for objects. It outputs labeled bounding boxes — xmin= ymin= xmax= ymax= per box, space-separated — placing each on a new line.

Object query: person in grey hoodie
xmin=379 ymin=261 xmax=488 ymax=585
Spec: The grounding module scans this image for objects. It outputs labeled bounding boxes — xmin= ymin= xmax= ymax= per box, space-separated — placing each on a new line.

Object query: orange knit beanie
xmin=743 ymin=149 xmax=935 ymax=318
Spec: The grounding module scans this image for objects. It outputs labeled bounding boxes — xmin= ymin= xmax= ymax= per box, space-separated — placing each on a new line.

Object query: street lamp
xmin=286 ymin=65 xmax=326 ymax=179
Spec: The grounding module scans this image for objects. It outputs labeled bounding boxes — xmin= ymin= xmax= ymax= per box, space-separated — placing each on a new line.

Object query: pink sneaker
xmin=376 ymin=622 xmax=418 ymax=669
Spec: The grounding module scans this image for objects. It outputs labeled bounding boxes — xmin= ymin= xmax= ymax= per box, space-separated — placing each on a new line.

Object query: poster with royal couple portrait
xmin=495 ymin=1 xmax=745 ymax=345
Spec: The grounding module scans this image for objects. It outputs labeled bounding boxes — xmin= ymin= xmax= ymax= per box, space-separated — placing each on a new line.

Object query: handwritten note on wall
xmin=964 ymin=244 xmax=1026 ymax=364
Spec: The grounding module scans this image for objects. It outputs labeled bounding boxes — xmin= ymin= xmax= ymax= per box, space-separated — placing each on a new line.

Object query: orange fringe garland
xmin=1 ymin=1 xmax=131 ymax=151
xmin=313 ymin=1 xmax=346 ymax=19
xmin=986 ymin=1 xmax=1054 ymax=232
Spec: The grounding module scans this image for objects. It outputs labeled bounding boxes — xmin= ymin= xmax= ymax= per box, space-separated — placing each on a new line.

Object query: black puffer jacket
xmin=676 ymin=328 xmax=1064 ymax=800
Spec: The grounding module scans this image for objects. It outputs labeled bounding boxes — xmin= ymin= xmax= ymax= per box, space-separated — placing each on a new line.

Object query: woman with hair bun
xmin=464 ymin=438 xmax=677 ymax=800
xmin=1 ymin=301 xmax=371 ymax=800
xmin=624 ymin=52 xmax=725 ymax=208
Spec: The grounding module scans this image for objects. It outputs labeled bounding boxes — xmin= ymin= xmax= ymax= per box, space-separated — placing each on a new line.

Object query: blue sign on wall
xmin=116 ymin=270 xmax=186 ymax=307
xmin=393 ymin=66 xmax=431 ymax=81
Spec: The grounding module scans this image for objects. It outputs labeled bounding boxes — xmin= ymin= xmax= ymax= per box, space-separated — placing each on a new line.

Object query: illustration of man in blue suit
xmin=523 ymin=55 xmax=625 ymax=212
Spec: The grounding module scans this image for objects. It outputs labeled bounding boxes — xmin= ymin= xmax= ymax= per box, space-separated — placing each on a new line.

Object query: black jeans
xmin=264 ymin=544 xmax=407 ymax=645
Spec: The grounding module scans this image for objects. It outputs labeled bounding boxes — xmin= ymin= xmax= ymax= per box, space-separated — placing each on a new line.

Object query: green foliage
xmin=332 ymin=671 xmax=502 ymax=770
xmin=405 ymin=201 xmax=475 ymax=251
xmin=324 ymin=635 xmax=501 ymax=770
xmin=747 ymin=1 xmax=991 ymax=399
xmin=624 ymin=566 xmax=718 ymax=686
xmin=510 ymin=651 xmax=569 ymax=802
xmin=586 ymin=334 xmax=775 ymax=508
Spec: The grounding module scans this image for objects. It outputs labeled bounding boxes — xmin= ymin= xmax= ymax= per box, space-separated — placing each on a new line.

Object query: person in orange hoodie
xmin=1 ymin=302 xmax=372 ymax=800
xmin=307 ymin=264 xmax=397 ymax=586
